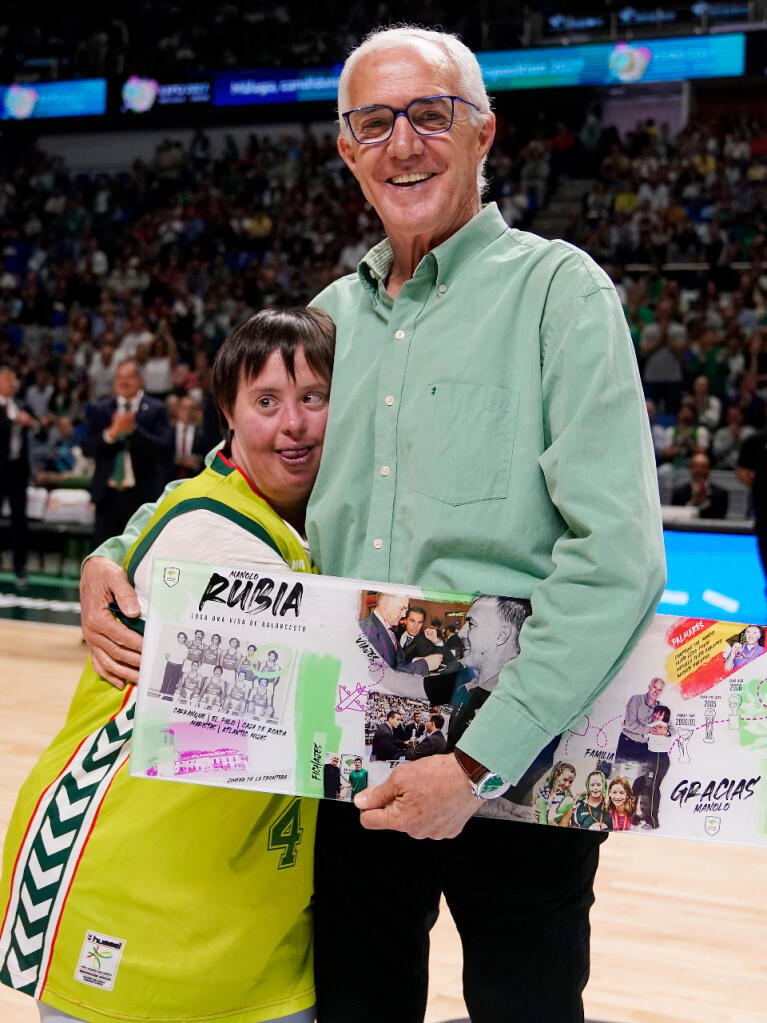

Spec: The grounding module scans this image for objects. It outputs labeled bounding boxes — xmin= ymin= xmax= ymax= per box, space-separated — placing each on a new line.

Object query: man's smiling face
xmin=337 ymin=42 xmax=494 ymax=252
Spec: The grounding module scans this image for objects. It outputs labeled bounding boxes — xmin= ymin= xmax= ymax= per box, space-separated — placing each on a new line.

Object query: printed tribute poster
xmin=131 ymin=558 xmax=767 ymax=847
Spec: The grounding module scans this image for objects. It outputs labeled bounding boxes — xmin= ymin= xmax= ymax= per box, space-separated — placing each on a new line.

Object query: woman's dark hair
xmin=653 ymin=704 xmax=671 ymax=723
xmin=212 ymin=306 xmax=335 ymax=424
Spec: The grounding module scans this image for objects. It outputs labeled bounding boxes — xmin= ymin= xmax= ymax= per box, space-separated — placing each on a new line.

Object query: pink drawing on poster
xmin=336 ymin=682 xmax=370 ymax=713
xmin=174 ymin=747 xmax=248 ymax=775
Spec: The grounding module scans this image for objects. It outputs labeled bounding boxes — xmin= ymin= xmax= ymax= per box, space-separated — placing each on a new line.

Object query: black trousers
xmin=314 ymin=801 xmax=604 ymax=1023
xmin=0 ymin=457 xmax=28 ymax=576
xmin=93 ymin=487 xmax=146 ymax=549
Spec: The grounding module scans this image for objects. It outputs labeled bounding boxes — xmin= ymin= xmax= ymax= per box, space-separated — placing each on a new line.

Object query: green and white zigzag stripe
xmin=0 ymin=693 xmax=135 ymax=997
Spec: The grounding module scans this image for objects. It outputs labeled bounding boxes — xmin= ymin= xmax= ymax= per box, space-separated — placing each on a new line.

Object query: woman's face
xmin=588 ymin=775 xmax=604 ymax=802
xmin=609 ymin=783 xmax=627 ymax=809
xmin=226 ymin=345 xmax=329 ymax=519
xmin=555 ymin=769 xmax=575 ymax=792
xmin=745 ymin=625 xmax=760 ymax=645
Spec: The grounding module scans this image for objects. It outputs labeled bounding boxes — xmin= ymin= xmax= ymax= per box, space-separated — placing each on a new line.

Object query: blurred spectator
xmin=661 ymin=397 xmax=710 ymax=470
xmin=24 ymin=368 xmax=54 ymax=422
xmin=34 ymin=416 xmax=94 ymax=487
xmin=691 ymin=376 xmax=722 ymax=432
xmin=89 ymin=343 xmax=118 ymax=400
xmin=672 ymin=453 xmax=728 ymax=519
xmin=748 ymin=328 xmax=767 ymax=400
xmin=171 ymin=394 xmax=204 ymax=480
xmin=640 ymin=299 xmax=687 ymax=413
xmin=712 ymin=405 xmax=755 ymax=469
xmin=646 ymin=400 xmax=667 ymax=464
xmin=143 ymin=329 xmax=178 ymax=399
xmin=733 ymin=373 xmax=767 ymax=430
xmin=0 ymin=365 xmax=38 ymax=584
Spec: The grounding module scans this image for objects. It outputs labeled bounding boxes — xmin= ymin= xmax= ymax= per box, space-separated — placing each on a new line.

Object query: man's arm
xmin=621 ymin=694 xmax=648 ymax=741
xmin=130 ymin=403 xmax=172 ymax=455
xmin=457 ymin=280 xmax=666 ymax=781
xmin=80 ymin=467 xmax=203 ymax=687
xmin=358 ymin=277 xmax=665 ymax=837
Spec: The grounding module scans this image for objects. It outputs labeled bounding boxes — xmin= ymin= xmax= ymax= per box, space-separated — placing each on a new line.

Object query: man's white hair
xmin=337 ymin=25 xmax=493 ymax=193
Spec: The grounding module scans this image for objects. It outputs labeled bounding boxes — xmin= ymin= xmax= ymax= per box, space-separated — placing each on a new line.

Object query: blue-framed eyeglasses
xmin=342 ymin=94 xmax=481 ymax=145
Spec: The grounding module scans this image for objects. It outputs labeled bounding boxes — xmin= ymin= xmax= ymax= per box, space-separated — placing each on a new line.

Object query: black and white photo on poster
xmin=144 ymin=622 xmax=293 ymax=725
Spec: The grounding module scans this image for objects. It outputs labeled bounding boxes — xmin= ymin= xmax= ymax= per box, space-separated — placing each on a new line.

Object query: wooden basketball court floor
xmin=2 ymin=619 xmax=767 ymax=1023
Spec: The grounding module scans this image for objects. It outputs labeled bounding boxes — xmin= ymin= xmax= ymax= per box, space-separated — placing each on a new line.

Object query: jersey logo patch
xmin=75 ymin=929 xmax=126 ymax=991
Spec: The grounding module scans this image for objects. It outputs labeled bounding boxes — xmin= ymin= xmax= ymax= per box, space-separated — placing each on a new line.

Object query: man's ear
xmin=497 ymin=623 xmax=512 ymax=647
xmin=338 ymin=134 xmax=360 ymax=182
xmin=477 ymin=111 xmax=496 ymax=165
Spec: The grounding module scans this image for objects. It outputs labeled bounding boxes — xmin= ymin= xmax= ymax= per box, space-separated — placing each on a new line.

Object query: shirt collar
xmin=356 ymin=202 xmax=508 ymax=299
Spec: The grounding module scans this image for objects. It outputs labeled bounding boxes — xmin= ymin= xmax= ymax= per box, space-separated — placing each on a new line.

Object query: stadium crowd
xmin=1 ymin=4 xmax=524 ymax=82
xmin=2 ymin=108 xmax=767 ymax=519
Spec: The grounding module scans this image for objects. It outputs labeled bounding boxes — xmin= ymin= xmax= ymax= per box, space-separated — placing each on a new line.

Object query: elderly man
xmin=78 ymin=25 xmax=664 ymax=1023
xmin=616 ymin=677 xmax=666 ymax=761
xmin=82 ymin=358 xmax=171 ymax=546
xmin=360 ymin=593 xmax=443 ymax=674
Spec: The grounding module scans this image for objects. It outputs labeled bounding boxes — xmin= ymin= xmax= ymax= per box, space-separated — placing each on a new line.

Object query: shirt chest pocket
xmin=406 ymin=382 xmax=519 ymax=506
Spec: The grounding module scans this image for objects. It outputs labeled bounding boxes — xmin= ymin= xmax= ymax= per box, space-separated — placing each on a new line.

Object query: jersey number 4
xmin=268 ymin=798 xmax=304 ymax=868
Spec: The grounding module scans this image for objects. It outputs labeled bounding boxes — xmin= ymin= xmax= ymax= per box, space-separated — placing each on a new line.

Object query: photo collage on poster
xmin=358 ymin=588 xmax=533 ymax=799
xmin=144 ymin=623 xmax=293 ymax=727
xmin=132 ymin=560 xmax=767 ymax=846
xmin=361 ymin=588 xmax=767 ymax=837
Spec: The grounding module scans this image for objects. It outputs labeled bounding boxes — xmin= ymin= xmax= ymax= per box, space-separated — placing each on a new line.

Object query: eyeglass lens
xmin=349 ymin=97 xmax=454 ymax=143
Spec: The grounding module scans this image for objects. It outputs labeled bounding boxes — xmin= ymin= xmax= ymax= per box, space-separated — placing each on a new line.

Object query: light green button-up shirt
xmin=307 ymin=202 xmax=665 ymax=783
xmin=95 ymin=203 xmax=665 ymax=785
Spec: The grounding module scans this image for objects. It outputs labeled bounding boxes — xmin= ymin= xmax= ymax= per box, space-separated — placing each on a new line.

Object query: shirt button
xmin=385 ymin=395 xmax=395 ymax=406
xmin=394 ymin=329 xmax=405 ymax=341
xmin=373 ymin=538 xmax=384 ymax=549
xmin=438 ymin=284 xmax=447 ymax=294
xmin=380 ymin=465 xmax=390 ymax=477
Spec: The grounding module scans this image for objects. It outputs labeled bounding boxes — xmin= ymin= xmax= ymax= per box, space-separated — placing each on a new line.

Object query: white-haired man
xmin=79 ymin=25 xmax=664 ymax=1023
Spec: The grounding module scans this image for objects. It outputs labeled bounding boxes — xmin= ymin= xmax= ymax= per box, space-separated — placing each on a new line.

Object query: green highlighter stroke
xmin=294 ymin=651 xmax=343 ymax=796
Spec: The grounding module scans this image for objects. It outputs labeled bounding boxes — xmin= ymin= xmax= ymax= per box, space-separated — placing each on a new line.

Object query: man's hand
xmin=354 ymin=753 xmax=479 ymax=840
xmin=80 ymin=557 xmax=142 ymax=688
xmin=109 ymin=411 xmax=136 ymax=438
xmin=415 ymin=652 xmax=442 ymax=672
xmin=16 ymin=410 xmax=38 ymax=429
xmin=423 ymin=626 xmax=440 ymax=644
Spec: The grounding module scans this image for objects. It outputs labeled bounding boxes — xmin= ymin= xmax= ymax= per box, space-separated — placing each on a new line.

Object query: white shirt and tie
xmin=104 ymin=391 xmax=143 ymax=489
xmin=0 ymin=397 xmax=24 ymax=460
xmin=176 ymin=421 xmax=195 ymax=459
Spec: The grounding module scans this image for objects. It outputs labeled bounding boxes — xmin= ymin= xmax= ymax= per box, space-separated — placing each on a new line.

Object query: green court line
xmin=0 ymin=571 xmax=81 ymax=591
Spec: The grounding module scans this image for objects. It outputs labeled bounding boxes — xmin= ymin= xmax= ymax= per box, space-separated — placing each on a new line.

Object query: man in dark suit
xmin=171 ymin=394 xmax=205 ymax=481
xmin=83 ymin=358 xmax=171 ymax=546
xmin=0 ymin=366 xmax=38 ymax=584
xmin=405 ymin=714 xmax=447 ymax=760
xmin=672 ymin=452 xmax=729 ymax=519
xmin=323 ymin=754 xmax=342 ymax=799
xmin=359 ymin=593 xmax=442 ymax=677
xmin=371 ymin=711 xmax=406 ymax=761
xmin=397 ymin=605 xmax=455 ymax=666
xmin=444 ymin=623 xmax=464 ymax=660
xmin=401 ymin=710 xmax=426 ymax=744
